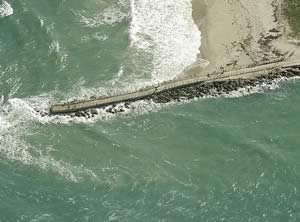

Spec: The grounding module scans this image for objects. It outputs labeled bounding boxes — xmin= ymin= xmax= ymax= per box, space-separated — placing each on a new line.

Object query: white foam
xmin=0 ymin=95 xmax=98 ymax=182
xmin=223 ymin=76 xmax=300 ymax=98
xmin=93 ymin=33 xmax=108 ymax=41
xmin=39 ymin=17 xmax=44 ymax=27
xmin=48 ymin=40 xmax=68 ymax=71
xmin=129 ymin=0 xmax=201 ymax=82
xmin=1 ymin=75 xmax=299 ymax=181
xmin=78 ymin=0 xmax=128 ymax=28
xmin=0 ymin=1 xmax=13 ymax=18
xmin=0 ymin=64 xmax=21 ymax=97
xmin=1 ymin=0 xmax=298 ymax=182
xmin=81 ymin=33 xmax=108 ymax=42
xmin=0 ymin=89 xmax=163 ymax=183
xmin=74 ymin=0 xmax=201 ymax=98
xmin=49 ymin=41 xmax=61 ymax=54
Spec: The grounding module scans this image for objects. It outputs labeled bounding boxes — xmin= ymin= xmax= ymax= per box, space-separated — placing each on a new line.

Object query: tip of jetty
xmin=50 ymin=59 xmax=300 ymax=115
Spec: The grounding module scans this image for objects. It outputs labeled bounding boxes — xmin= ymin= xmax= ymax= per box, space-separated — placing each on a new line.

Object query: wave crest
xmin=0 ymin=1 xmax=13 ymax=18
xmin=129 ymin=0 xmax=201 ymax=82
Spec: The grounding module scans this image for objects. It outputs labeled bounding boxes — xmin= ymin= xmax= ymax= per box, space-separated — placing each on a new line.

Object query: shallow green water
xmin=0 ymin=0 xmax=299 ymax=221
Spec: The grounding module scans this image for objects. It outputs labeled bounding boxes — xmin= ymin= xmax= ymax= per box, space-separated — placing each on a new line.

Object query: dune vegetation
xmin=285 ymin=0 xmax=300 ymax=36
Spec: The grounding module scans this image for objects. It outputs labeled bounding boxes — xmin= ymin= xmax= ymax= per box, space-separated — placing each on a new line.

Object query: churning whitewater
xmin=0 ymin=1 xmax=13 ymax=18
xmin=0 ymin=0 xmax=297 ymax=180
xmin=1 ymin=0 xmax=300 ymax=220
xmin=0 ymin=0 xmax=201 ymax=180
xmin=129 ymin=0 xmax=201 ymax=82
xmin=0 ymin=0 xmax=296 ymax=182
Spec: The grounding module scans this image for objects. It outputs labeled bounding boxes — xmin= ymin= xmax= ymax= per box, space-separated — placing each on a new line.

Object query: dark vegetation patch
xmin=284 ymin=0 xmax=300 ymax=36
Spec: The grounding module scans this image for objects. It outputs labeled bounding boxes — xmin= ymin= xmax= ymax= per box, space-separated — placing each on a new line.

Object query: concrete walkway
xmin=50 ymin=59 xmax=300 ymax=114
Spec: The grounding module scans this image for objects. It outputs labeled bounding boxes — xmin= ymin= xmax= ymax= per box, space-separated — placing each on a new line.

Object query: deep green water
xmin=0 ymin=0 xmax=299 ymax=221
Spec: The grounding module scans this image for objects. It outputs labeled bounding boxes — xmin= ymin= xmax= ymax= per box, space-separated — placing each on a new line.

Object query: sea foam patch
xmin=0 ymin=1 xmax=13 ymax=18
xmin=0 ymin=74 xmax=299 ymax=183
xmin=78 ymin=0 xmax=128 ymax=28
xmin=0 ymin=98 xmax=97 ymax=182
xmin=2 ymin=0 xmax=298 ymax=183
xmin=129 ymin=0 xmax=201 ymax=82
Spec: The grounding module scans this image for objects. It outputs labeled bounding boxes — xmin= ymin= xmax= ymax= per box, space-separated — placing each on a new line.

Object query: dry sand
xmin=186 ymin=0 xmax=300 ymax=77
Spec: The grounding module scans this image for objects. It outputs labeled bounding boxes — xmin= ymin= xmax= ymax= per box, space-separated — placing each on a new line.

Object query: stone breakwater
xmin=43 ymin=64 xmax=300 ymax=119
xmin=150 ymin=66 xmax=300 ymax=103
xmin=50 ymin=60 xmax=300 ymax=115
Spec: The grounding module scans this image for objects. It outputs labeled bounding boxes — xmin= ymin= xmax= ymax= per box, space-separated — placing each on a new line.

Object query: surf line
xmin=49 ymin=59 xmax=300 ymax=115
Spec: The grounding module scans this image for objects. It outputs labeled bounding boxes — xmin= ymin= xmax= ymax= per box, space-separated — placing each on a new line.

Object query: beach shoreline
xmin=48 ymin=0 xmax=300 ymax=115
xmin=188 ymin=0 xmax=300 ymax=77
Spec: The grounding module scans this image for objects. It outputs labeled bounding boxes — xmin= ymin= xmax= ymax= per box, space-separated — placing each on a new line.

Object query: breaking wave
xmin=0 ymin=1 xmax=13 ymax=18
xmin=0 ymin=95 xmax=97 ymax=182
xmin=0 ymin=71 xmax=299 ymax=182
xmin=129 ymin=0 xmax=201 ymax=82
xmin=3 ymin=0 xmax=298 ymax=183
xmin=78 ymin=0 xmax=129 ymax=28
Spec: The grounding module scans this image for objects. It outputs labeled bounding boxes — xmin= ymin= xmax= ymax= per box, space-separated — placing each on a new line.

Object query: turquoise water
xmin=0 ymin=0 xmax=299 ymax=221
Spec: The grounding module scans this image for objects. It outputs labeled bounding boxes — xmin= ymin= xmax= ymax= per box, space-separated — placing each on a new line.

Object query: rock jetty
xmin=49 ymin=60 xmax=300 ymax=118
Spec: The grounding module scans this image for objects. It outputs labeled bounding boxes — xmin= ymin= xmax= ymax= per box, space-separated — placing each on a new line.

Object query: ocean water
xmin=0 ymin=0 xmax=299 ymax=221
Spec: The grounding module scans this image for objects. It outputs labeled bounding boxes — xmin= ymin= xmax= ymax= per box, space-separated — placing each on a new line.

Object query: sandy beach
xmin=188 ymin=0 xmax=300 ymax=76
